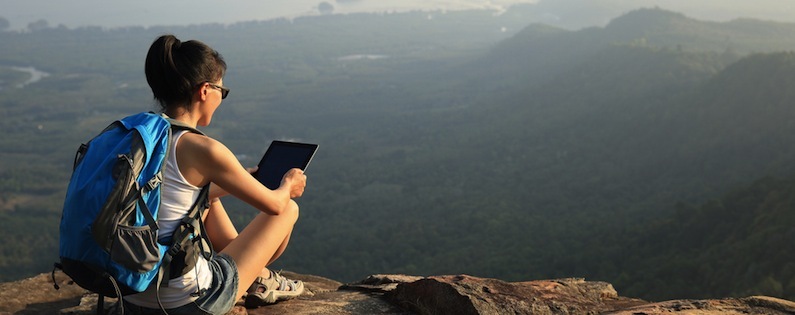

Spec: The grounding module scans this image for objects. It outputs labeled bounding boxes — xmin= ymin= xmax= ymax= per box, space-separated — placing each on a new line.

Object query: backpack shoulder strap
xmin=156 ymin=184 xmax=211 ymax=310
xmin=153 ymin=112 xmax=214 ymax=303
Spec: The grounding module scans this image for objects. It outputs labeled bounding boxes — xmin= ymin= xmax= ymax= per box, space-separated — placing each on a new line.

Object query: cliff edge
xmin=2 ymin=271 xmax=795 ymax=315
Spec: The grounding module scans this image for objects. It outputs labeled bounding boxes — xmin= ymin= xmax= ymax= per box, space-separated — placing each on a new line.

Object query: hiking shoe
xmin=244 ymin=270 xmax=304 ymax=308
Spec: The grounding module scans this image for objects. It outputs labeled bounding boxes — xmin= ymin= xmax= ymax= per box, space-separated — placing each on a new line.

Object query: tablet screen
xmin=253 ymin=140 xmax=318 ymax=190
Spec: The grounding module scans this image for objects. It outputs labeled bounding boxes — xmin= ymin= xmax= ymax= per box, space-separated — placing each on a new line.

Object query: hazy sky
xmin=0 ymin=0 xmax=534 ymax=30
xmin=2 ymin=0 xmax=794 ymax=31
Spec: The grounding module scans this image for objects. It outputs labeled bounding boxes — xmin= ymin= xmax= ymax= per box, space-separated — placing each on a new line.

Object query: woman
xmin=123 ymin=34 xmax=306 ymax=314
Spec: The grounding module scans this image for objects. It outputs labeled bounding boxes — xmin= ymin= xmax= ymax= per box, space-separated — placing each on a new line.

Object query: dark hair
xmin=145 ymin=34 xmax=227 ymax=110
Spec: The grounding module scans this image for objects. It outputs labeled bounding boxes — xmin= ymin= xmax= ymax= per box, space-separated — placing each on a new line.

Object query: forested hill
xmin=1 ymin=6 xmax=794 ymax=302
xmin=610 ymin=53 xmax=795 ymax=299
xmin=619 ymin=172 xmax=795 ymax=301
xmin=477 ymin=7 xmax=795 ymax=90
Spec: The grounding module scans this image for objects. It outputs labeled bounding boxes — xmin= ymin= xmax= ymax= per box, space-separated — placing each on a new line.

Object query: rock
xmin=744 ymin=296 xmax=795 ymax=313
xmin=59 ymin=294 xmax=116 ymax=315
xmin=246 ymin=272 xmax=412 ymax=315
xmin=0 ymin=269 xmax=87 ymax=315
xmin=342 ymin=274 xmax=424 ymax=293
xmin=605 ymin=295 xmax=795 ymax=315
xmin=2 ymin=271 xmax=795 ymax=315
xmin=385 ymin=275 xmax=647 ymax=315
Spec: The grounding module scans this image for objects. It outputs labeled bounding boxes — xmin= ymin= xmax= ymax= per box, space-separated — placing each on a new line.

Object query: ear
xmin=197 ymin=82 xmax=210 ymax=102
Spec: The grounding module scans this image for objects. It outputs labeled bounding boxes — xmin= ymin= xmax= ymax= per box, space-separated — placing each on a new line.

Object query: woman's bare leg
xmin=267 ymin=230 xmax=292 ymax=266
xmin=219 ymin=200 xmax=300 ymax=300
xmin=204 ymin=199 xmax=239 ymax=252
xmin=205 ymin=198 xmax=298 ymax=294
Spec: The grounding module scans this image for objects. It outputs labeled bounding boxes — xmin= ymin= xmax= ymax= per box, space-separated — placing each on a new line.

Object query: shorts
xmin=121 ymin=253 xmax=239 ymax=315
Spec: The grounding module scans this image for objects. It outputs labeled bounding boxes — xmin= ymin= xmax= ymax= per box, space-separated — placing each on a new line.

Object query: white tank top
xmin=125 ymin=130 xmax=213 ymax=309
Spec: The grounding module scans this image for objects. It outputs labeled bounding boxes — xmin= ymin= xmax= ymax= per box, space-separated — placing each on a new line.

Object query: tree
xmin=318 ymin=2 xmax=334 ymax=15
xmin=0 ymin=17 xmax=9 ymax=31
xmin=27 ymin=19 xmax=49 ymax=31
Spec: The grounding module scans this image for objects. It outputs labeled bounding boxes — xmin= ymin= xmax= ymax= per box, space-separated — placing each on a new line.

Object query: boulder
xmin=384 ymin=275 xmax=646 ymax=314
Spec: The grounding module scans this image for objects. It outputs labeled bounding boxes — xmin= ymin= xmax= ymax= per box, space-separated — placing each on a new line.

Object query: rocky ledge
xmin=2 ymin=271 xmax=795 ymax=315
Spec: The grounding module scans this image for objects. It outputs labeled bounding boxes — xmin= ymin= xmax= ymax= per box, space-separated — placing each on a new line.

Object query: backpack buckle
xmin=145 ymin=172 xmax=163 ymax=191
xmin=167 ymin=243 xmax=182 ymax=257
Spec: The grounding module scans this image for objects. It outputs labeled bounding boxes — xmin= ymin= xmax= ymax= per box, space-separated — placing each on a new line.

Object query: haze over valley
xmin=1 ymin=1 xmax=795 ymax=302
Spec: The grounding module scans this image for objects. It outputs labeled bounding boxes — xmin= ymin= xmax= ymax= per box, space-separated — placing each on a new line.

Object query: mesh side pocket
xmin=93 ymin=154 xmax=136 ymax=252
xmin=110 ymin=224 xmax=160 ymax=273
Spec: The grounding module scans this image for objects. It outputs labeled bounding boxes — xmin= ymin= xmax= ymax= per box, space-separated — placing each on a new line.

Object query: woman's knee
xmin=283 ymin=199 xmax=299 ymax=223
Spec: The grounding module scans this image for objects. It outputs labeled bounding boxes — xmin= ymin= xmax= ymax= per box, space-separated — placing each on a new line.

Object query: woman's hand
xmin=281 ymin=168 xmax=307 ymax=199
xmin=247 ymin=166 xmax=259 ymax=175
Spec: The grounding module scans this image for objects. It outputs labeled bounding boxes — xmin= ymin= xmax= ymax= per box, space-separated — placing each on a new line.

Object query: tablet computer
xmin=253 ymin=140 xmax=318 ymax=190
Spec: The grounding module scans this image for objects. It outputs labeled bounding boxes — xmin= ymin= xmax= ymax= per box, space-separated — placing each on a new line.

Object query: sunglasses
xmin=206 ymin=83 xmax=230 ymax=99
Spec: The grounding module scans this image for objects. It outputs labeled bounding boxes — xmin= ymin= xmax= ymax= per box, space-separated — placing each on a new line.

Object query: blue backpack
xmin=55 ymin=112 xmax=212 ymax=313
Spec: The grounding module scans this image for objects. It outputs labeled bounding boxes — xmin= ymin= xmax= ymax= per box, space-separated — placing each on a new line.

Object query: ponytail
xmin=145 ymin=34 xmax=227 ymax=111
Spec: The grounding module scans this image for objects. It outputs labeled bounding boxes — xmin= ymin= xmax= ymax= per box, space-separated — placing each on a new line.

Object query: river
xmin=3 ymin=66 xmax=50 ymax=89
